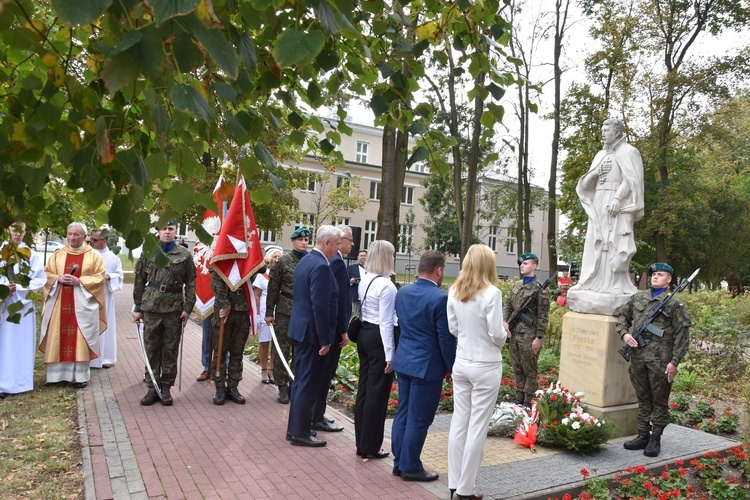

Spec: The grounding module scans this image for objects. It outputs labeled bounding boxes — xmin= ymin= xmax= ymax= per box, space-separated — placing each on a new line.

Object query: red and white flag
xmin=193 ymin=176 xmax=232 ymax=319
xmin=210 ymin=174 xmax=264 ymax=326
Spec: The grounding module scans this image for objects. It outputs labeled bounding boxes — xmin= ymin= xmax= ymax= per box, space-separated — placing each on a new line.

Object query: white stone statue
xmin=567 ymin=118 xmax=644 ymax=315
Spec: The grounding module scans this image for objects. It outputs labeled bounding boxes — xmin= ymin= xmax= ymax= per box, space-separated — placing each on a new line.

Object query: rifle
xmin=507 ymin=273 xmax=557 ymax=331
xmin=618 ymin=268 xmax=700 ymax=362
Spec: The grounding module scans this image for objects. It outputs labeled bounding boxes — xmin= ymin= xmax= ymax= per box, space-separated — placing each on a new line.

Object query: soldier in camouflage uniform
xmin=133 ymin=221 xmax=196 ymax=407
xmin=616 ymin=262 xmax=690 ymax=457
xmin=210 ymin=270 xmax=251 ymax=405
xmin=503 ymin=253 xmax=550 ymax=406
xmin=264 ymin=227 xmax=310 ymax=404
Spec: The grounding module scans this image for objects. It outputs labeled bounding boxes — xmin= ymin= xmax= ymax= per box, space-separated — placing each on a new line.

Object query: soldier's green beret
xmin=648 ymin=262 xmax=674 ymax=277
xmin=290 ymin=227 xmax=311 ymax=239
xmin=155 ymin=219 xmax=178 ymax=229
xmin=517 ymin=253 xmax=538 ymax=265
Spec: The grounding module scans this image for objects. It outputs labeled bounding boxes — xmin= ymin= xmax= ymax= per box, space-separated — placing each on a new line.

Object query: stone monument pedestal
xmin=559 ymin=311 xmax=638 ymax=438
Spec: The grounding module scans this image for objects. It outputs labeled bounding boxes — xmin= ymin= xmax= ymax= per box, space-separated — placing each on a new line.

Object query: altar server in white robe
xmin=89 ymin=229 xmax=123 ymax=369
xmin=0 ymin=222 xmax=46 ymax=398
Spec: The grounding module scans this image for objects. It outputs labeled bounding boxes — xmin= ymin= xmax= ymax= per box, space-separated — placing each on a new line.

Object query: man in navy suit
xmin=391 ymin=251 xmax=456 ymax=481
xmin=347 ymin=249 xmax=366 ymax=317
xmin=310 ymin=224 xmax=352 ymax=433
xmin=286 ymin=225 xmax=342 ymax=447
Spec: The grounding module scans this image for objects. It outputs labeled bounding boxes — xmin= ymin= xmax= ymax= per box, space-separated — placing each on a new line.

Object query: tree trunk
xmin=461 ymin=72 xmax=485 ymax=261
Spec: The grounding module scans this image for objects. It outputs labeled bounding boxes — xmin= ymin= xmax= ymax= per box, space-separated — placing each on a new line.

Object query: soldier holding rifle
xmin=503 ymin=253 xmax=550 ymax=406
xmin=616 ymin=262 xmax=692 ymax=457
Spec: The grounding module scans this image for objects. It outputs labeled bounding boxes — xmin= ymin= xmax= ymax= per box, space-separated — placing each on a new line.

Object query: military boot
xmin=644 ymin=436 xmax=661 ymax=457
xmin=623 ymin=432 xmax=650 ymax=450
xmin=277 ymin=386 xmax=290 ymax=404
xmin=160 ymin=387 xmax=173 ymax=406
xmin=213 ymin=385 xmax=226 ymax=405
xmin=140 ymin=389 xmax=160 ymax=406
xmin=226 ymin=387 xmax=246 ymax=404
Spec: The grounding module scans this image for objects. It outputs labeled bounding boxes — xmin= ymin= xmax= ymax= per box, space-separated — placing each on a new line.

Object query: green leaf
xmin=212 ymin=82 xmax=238 ymax=103
xmin=254 ymin=143 xmax=277 ymax=168
xmin=225 ymin=113 xmax=248 ymax=141
xmin=333 ymin=12 xmax=360 ymax=40
xmin=315 ymin=47 xmax=339 ymax=71
xmin=406 ymin=122 xmax=428 ymax=135
xmin=432 ymin=158 xmax=451 ymax=177
xmin=171 ymin=84 xmax=216 ymax=122
xmin=152 ymin=0 xmax=201 ymax=25
xmin=239 ymin=157 xmax=262 ymax=178
xmin=370 ymin=92 xmax=390 ymax=116
xmin=176 ymin=145 xmax=204 ymax=177
xmin=288 ymin=111 xmax=304 ymax=128
xmin=507 ymin=56 xmax=523 ymax=66
xmin=480 ymin=110 xmax=496 ymax=129
xmin=487 ymin=83 xmax=506 ymax=100
xmin=108 ymin=195 xmax=131 ymax=230
xmin=315 ymin=0 xmax=339 ymax=35
xmin=101 ymin=51 xmax=139 ymax=94
xmin=194 ymin=25 xmax=239 ymax=79
xmin=527 ymin=101 xmax=538 ymax=113
xmin=319 ymin=138 xmax=335 ymax=154
xmin=166 ymin=183 xmax=195 ymax=213
xmin=307 ymin=81 xmax=322 ymax=104
xmin=406 ymin=145 xmax=429 ymax=167
xmin=125 ymin=230 xmax=144 ymax=253
xmin=237 ymin=32 xmax=258 ymax=70
xmin=250 ymin=187 xmax=272 ymax=204
xmin=273 ymin=28 xmax=325 ymax=68
xmin=51 ymin=0 xmax=112 ymax=26
xmin=145 ymin=153 xmax=168 ymax=180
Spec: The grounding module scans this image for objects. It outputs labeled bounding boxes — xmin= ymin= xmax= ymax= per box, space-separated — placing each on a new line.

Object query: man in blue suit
xmin=391 ymin=251 xmax=456 ymax=481
xmin=310 ymin=224 xmax=352 ymax=433
xmin=286 ymin=225 xmax=342 ymax=447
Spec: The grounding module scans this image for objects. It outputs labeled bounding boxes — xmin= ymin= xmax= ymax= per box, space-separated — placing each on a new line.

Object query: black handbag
xmin=348 ymin=275 xmax=383 ymax=343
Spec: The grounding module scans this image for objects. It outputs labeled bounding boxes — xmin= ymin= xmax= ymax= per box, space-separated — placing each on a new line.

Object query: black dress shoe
xmin=286 ymin=430 xmax=316 ymax=441
xmin=361 ymin=450 xmax=390 ymax=459
xmin=73 ymin=382 xmax=87 ymax=389
xmin=226 ymin=387 xmax=246 ymax=404
xmin=311 ymin=420 xmax=343 ymax=432
xmin=323 ymin=415 xmax=334 ymax=424
xmin=392 ymin=466 xmax=401 ymax=477
xmin=400 ymin=470 xmax=440 ymax=482
xmin=213 ymin=386 xmax=226 ymax=405
xmin=290 ymin=435 xmax=327 ymax=447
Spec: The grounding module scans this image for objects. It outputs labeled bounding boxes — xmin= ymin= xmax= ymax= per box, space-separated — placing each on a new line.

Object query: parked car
xmin=33 ymin=241 xmax=64 ymax=253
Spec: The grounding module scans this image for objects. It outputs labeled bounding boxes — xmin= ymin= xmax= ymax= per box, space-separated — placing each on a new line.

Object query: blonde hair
xmin=264 ymin=249 xmax=282 ymax=265
xmin=365 ymin=240 xmax=395 ymax=276
xmin=451 ymin=244 xmax=498 ymax=302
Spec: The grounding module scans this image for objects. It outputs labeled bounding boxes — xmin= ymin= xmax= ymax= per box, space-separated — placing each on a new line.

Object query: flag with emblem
xmin=193 ymin=176 xmax=233 ymax=319
xmin=210 ymin=174 xmax=264 ymax=326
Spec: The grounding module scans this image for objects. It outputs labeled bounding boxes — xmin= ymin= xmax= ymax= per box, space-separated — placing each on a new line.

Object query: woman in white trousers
xmin=447 ymin=244 xmax=507 ymax=500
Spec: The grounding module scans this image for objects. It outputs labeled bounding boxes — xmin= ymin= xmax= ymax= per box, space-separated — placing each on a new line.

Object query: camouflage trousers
xmin=272 ymin=313 xmax=294 ymax=389
xmin=143 ymin=312 xmax=183 ymax=388
xmin=211 ymin=310 xmax=250 ymax=388
xmin=509 ymin=332 xmax=539 ymax=403
xmin=629 ymin=343 xmax=673 ymax=436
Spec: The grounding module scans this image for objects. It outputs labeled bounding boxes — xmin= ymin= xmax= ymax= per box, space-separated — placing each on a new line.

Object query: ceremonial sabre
xmin=178 ymin=319 xmax=185 ymax=392
xmin=268 ymin=323 xmax=294 ymax=381
xmin=136 ymin=321 xmax=162 ymax=399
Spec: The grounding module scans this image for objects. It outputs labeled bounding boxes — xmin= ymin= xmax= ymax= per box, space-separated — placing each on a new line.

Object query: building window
xmin=488 ymin=226 xmax=497 ymax=252
xmin=331 ymin=217 xmax=351 ymax=226
xmin=397 ymin=224 xmax=414 ymax=255
xmin=401 ymin=186 xmax=414 ymax=205
xmin=364 ymin=220 xmax=378 ymax=249
xmin=259 ymin=229 xmax=276 ymax=244
xmin=295 ymin=213 xmax=316 ymax=240
xmin=369 ymin=181 xmax=381 ymax=201
xmin=302 ymin=173 xmax=317 ymax=193
xmin=505 ymin=228 xmax=515 ymax=254
xmin=408 ymin=162 xmax=428 ymax=173
xmin=177 ymin=223 xmax=187 ymax=236
xmin=356 ymin=141 xmax=369 ymax=163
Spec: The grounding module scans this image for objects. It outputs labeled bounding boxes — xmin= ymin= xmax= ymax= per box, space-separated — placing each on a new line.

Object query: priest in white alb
xmin=39 ymin=222 xmax=106 ymax=388
xmin=89 ymin=228 xmax=123 ymax=369
xmin=0 ymin=222 xmax=46 ymax=398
